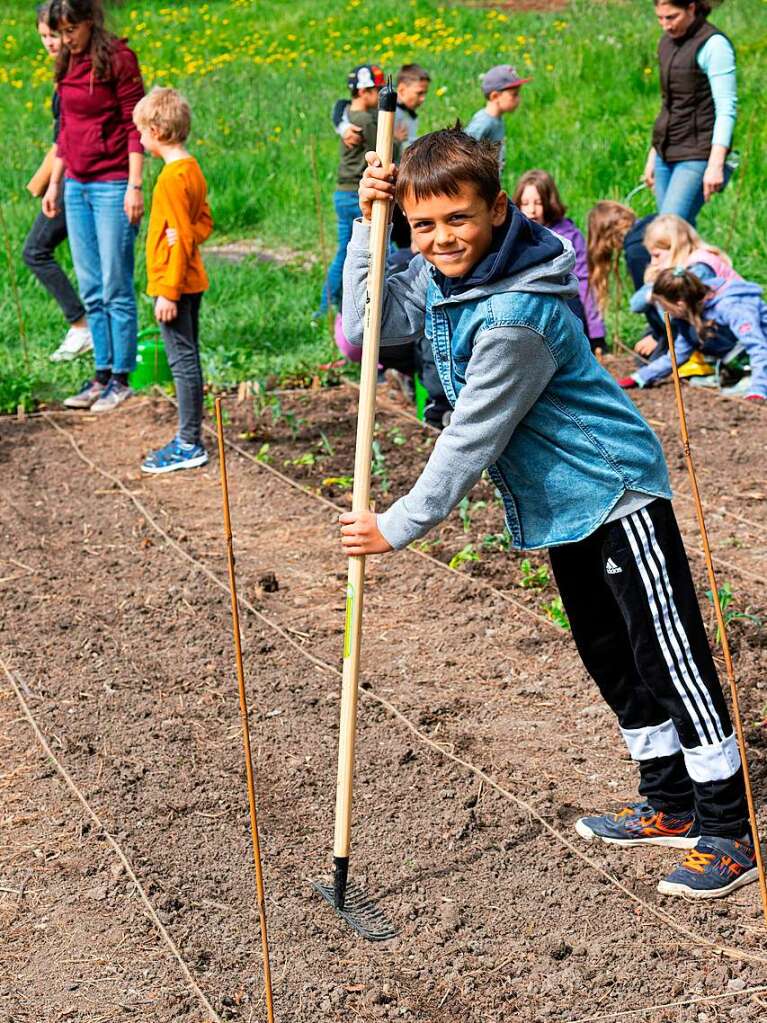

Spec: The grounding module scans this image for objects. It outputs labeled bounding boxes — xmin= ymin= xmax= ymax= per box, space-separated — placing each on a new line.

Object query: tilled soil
xmin=0 ymin=376 xmax=766 ymax=1023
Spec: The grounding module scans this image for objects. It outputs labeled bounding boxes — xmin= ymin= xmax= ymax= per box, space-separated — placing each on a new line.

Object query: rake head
xmin=310 ymin=876 xmax=399 ymax=942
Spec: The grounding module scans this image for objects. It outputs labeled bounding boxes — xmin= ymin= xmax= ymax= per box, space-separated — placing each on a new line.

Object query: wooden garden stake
xmin=664 ymin=313 xmax=767 ymax=927
xmin=215 ymin=397 xmax=276 ymax=1021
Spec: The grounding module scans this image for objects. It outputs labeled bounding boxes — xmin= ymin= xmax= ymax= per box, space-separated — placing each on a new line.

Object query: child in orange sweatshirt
xmin=133 ymin=86 xmax=213 ymax=473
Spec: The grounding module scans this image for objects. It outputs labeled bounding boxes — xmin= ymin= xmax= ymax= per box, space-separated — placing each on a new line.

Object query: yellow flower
xmin=435 ymin=85 xmax=447 ymax=96
xmin=644 ymin=67 xmax=652 ymax=75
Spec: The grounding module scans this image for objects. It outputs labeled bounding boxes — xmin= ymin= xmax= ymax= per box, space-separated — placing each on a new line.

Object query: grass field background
xmin=1 ymin=0 xmax=765 ymax=411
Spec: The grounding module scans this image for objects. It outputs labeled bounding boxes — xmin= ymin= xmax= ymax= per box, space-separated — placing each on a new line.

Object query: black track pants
xmin=549 ymin=499 xmax=748 ymax=838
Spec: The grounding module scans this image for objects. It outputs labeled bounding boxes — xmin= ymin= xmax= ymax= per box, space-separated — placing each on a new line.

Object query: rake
xmin=309 ymin=78 xmax=399 ymax=942
xmin=665 ymin=313 xmax=767 ymax=927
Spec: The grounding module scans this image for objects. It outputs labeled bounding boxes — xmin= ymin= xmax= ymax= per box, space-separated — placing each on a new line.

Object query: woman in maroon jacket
xmin=42 ymin=0 xmax=145 ymax=412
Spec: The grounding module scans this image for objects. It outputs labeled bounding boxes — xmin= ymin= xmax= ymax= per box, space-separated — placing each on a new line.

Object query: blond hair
xmin=587 ymin=201 xmax=637 ymax=315
xmin=133 ymin=86 xmax=191 ymax=144
xmin=642 ymin=214 xmax=731 ymax=284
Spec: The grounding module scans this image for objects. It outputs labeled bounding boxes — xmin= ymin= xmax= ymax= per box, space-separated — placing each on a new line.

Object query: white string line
xmin=563 ymin=982 xmax=767 ymax=1023
xmin=43 ymin=413 xmax=767 ymax=974
xmin=0 ymin=657 xmax=223 ymax=1023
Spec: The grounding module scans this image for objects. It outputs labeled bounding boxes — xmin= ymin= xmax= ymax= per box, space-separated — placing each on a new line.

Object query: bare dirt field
xmin=1 ymin=372 xmax=766 ymax=1023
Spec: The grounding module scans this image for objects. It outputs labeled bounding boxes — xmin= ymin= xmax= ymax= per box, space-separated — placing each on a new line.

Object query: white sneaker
xmin=50 ymin=325 xmax=93 ymax=363
xmin=91 ymin=379 xmax=133 ymax=412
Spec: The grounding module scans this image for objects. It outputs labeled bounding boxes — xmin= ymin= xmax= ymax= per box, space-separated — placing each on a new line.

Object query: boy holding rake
xmin=339 ymin=127 xmax=756 ymax=899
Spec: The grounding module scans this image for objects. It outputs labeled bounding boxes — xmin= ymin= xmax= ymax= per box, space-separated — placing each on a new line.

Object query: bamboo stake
xmin=214 ymin=397 xmax=276 ymax=1023
xmin=664 ymin=313 xmax=767 ymax=926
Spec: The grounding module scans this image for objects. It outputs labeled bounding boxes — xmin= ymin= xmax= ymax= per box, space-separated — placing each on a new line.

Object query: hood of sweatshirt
xmin=433 ymin=204 xmax=578 ymax=304
xmin=705 ymin=278 xmax=763 ymax=306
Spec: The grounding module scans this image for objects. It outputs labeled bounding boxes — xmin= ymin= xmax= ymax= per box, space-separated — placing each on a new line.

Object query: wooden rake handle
xmin=664 ymin=315 xmax=767 ymax=927
xmin=333 ymin=83 xmax=397 ymax=871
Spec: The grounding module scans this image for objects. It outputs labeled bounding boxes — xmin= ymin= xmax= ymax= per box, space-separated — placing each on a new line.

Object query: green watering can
xmin=129 ymin=326 xmax=173 ymax=391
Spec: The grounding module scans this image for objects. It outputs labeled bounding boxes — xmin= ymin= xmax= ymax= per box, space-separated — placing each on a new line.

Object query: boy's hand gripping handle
xmin=333 ymin=80 xmax=397 ymax=904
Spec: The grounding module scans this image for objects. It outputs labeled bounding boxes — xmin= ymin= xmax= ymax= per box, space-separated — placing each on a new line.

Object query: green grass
xmin=1 ymin=0 xmax=766 ymax=411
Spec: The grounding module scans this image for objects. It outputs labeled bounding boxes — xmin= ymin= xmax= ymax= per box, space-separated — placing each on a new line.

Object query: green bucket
xmin=414 ymin=372 xmax=429 ymax=422
xmin=130 ymin=326 xmax=173 ymax=391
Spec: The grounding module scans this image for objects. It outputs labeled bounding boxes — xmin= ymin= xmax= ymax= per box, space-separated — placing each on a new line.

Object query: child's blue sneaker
xmin=575 ymin=802 xmax=698 ymax=848
xmin=141 ymin=437 xmax=208 ymax=475
xmin=658 ymin=834 xmax=758 ymax=899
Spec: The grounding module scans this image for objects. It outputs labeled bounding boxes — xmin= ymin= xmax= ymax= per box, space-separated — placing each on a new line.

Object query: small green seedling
xmin=317 ymin=431 xmax=336 ymax=456
xmin=322 ymin=475 xmax=354 ymax=490
xmin=519 ymin=558 xmax=550 ymax=589
xmin=285 ymin=451 xmax=316 ymax=467
xmin=448 ymin=544 xmax=480 ymax=570
xmin=458 ymin=497 xmax=488 ymax=533
xmin=705 ymin=582 xmax=762 ymax=645
xmin=254 ymin=442 xmax=272 ymax=464
xmin=481 ymin=531 xmax=511 ymax=552
xmin=371 ymin=440 xmax=390 ymax=493
xmin=542 ymin=596 xmax=570 ymax=631
xmin=387 ymin=425 xmax=407 ymax=447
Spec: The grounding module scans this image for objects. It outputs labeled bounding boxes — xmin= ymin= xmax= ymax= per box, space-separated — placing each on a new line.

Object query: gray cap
xmin=481 ymin=64 xmax=532 ymax=96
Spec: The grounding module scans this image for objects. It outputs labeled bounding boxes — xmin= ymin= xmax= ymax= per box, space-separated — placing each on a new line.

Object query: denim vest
xmin=425 ymin=277 xmax=672 ymax=549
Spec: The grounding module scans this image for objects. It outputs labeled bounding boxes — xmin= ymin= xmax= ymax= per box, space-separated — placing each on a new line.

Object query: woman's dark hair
xmin=512 ymin=169 xmax=566 ymax=225
xmin=48 ymin=0 xmax=116 ymax=82
xmin=395 ymin=125 xmax=501 ymax=208
xmin=36 ymin=2 xmax=52 ymax=24
xmin=653 ymin=0 xmax=723 ymax=16
xmin=651 ymin=267 xmax=714 ymax=338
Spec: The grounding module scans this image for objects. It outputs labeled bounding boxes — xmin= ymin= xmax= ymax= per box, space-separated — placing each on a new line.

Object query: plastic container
xmin=414 ymin=373 xmax=429 ymax=422
xmin=129 ymin=326 xmax=173 ymax=391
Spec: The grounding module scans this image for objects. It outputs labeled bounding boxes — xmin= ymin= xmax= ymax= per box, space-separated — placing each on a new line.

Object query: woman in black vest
xmin=643 ymin=1 xmax=736 ymax=227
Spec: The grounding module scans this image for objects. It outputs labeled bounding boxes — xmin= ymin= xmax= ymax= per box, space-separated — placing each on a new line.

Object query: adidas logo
xmin=606 ymin=558 xmax=623 ymax=575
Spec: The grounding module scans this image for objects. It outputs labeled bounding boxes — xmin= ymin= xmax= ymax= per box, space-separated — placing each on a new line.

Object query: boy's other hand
xmin=342 ymin=124 xmax=363 ymax=148
xmin=155 ymin=296 xmax=178 ymax=323
xmin=165 ymin=227 xmax=178 ymax=247
xmin=340 ymin=510 xmax=393 ymax=556
xmin=359 ymin=152 xmax=396 ymax=221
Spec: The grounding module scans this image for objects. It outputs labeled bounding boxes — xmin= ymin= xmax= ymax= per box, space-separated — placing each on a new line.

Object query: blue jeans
xmin=654 ymin=156 xmax=732 ymax=228
xmin=64 ymin=179 xmax=138 ymax=374
xmin=320 ymin=190 xmax=362 ymax=312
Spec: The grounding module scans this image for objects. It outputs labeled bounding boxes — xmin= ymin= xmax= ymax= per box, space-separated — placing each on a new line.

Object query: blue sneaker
xmin=658 ymin=834 xmax=758 ymax=899
xmin=141 ymin=437 xmax=208 ymax=475
xmin=575 ymin=802 xmax=698 ymax=849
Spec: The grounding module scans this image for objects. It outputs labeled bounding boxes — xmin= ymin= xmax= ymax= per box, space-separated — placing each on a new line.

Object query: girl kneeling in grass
xmin=621 ymin=266 xmax=767 ymax=402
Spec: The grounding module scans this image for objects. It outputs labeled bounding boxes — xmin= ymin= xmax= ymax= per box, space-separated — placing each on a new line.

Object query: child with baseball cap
xmin=317 ymin=64 xmax=400 ymax=316
xmin=465 ymin=64 xmax=531 ymax=173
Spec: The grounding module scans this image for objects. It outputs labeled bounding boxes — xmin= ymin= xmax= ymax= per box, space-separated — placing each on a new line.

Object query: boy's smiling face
xmin=402 ymin=182 xmax=508 ymax=278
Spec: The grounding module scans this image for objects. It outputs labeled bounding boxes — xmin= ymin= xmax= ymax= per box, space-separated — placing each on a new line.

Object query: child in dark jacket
xmin=340 ymin=128 xmax=756 ymax=901
xmin=514 ymin=169 xmax=605 ymax=353
xmin=23 ymin=2 xmax=91 ymax=363
xmin=622 ymin=267 xmax=767 ymax=401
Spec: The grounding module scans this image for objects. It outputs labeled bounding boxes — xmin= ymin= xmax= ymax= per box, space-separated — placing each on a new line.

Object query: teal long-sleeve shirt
xmin=697 ymin=34 xmax=737 ymax=150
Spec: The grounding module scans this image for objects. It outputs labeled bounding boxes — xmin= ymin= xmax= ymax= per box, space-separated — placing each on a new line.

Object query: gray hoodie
xmin=342 ymin=218 xmax=581 ymax=549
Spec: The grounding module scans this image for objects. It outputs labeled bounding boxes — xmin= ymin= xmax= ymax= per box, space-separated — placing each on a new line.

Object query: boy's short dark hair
xmin=395 ymin=127 xmax=501 ymax=208
xmin=397 ymin=63 xmax=431 ymax=85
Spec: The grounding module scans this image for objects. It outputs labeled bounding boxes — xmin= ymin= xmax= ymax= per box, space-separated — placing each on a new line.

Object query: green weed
xmin=458 ymin=496 xmax=487 ymax=533
xmin=371 ymin=440 xmax=390 ymax=493
xmin=519 ymin=558 xmax=551 ymax=589
xmin=542 ymin=596 xmax=570 ymax=631
xmin=448 ymin=544 xmax=480 ymax=570
xmin=705 ymin=582 xmax=763 ymax=644
xmin=481 ymin=531 xmax=511 ymax=552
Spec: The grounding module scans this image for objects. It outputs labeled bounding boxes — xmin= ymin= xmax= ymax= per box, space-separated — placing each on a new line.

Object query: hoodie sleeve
xmin=342 ymin=218 xmax=431 ymax=348
xmin=113 ymin=44 xmax=145 ymax=156
xmin=377 ymin=325 xmax=557 ymax=549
